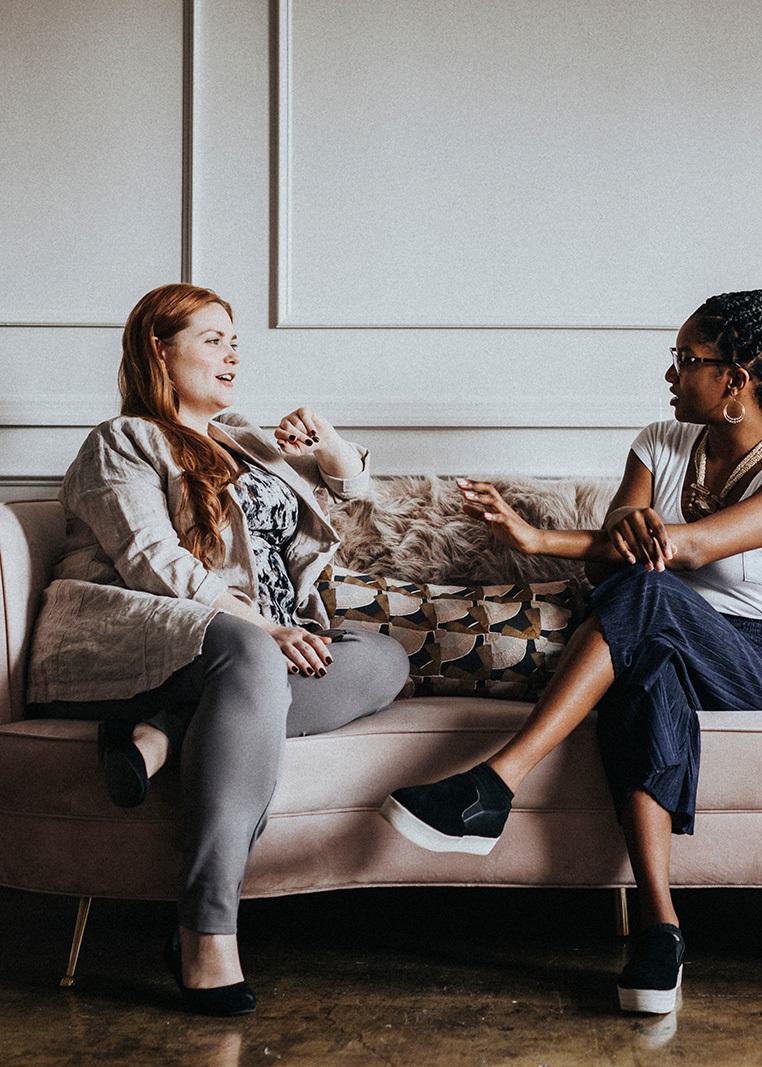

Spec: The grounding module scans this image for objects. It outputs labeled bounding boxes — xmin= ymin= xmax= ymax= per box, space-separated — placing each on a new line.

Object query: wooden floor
xmin=1 ymin=884 xmax=760 ymax=1066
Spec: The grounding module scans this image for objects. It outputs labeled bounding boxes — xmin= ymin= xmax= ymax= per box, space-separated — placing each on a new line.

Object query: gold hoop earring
xmin=723 ymin=394 xmax=746 ymax=424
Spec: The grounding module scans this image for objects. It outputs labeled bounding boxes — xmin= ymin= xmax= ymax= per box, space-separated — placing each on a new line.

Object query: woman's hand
xmin=263 ymin=623 xmax=333 ymax=677
xmin=274 ymin=407 xmax=339 ymax=457
xmin=456 ymin=479 xmax=545 ymax=554
xmin=604 ymin=506 xmax=675 ymax=571
xmin=274 ymin=406 xmax=363 ymax=478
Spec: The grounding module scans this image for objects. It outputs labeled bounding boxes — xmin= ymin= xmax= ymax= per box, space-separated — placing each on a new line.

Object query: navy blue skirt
xmin=588 ymin=566 xmax=762 ymax=835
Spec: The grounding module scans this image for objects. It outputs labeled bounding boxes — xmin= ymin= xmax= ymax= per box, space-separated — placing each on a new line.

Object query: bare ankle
xmin=485 ymin=756 xmax=521 ymax=794
xmin=179 ymin=928 xmax=244 ymax=989
xmin=131 ymin=723 xmax=169 ymax=778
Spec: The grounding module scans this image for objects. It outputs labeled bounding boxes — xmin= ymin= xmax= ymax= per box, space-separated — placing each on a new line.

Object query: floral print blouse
xmin=232 ymin=463 xmax=300 ymax=626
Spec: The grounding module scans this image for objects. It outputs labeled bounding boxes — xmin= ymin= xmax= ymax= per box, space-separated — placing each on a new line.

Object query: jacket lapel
xmin=209 ymin=420 xmax=337 ymax=538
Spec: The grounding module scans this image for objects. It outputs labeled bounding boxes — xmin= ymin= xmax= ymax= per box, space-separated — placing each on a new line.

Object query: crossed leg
xmin=486 ymin=613 xmax=678 ymax=927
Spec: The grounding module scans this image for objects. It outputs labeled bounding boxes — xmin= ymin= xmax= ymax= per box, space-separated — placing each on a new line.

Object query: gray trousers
xmin=33 ymin=613 xmax=410 ymax=932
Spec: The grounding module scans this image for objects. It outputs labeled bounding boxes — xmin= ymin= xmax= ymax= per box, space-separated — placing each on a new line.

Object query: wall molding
xmin=0 ymin=322 xmax=124 ymax=330
xmin=0 ymin=477 xmax=62 ymax=503
xmin=181 ymin=0 xmax=197 ymax=282
xmin=274 ymin=0 xmax=674 ymax=332
xmin=276 ymin=0 xmax=293 ymax=325
xmin=274 ymin=323 xmax=679 ymax=332
xmin=0 ymin=395 xmax=665 ymax=428
xmin=1 ymin=0 xmax=192 ymax=328
xmin=0 ymin=477 xmax=62 ymax=487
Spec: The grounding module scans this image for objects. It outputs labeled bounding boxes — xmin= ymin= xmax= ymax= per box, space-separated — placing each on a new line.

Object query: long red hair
xmin=119 ymin=283 xmax=246 ymax=570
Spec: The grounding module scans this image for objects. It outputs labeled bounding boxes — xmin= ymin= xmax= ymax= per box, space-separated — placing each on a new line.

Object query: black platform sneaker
xmin=379 ymin=763 xmax=513 ymax=855
xmin=618 ymin=923 xmax=685 ymax=1014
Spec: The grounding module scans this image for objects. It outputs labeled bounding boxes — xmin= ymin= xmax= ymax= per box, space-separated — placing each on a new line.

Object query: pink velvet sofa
xmin=1 ymin=496 xmax=760 ymax=985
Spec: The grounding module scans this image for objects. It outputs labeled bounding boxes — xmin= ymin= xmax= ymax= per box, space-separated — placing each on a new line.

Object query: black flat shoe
xmin=380 ymin=762 xmax=514 ymax=855
xmin=164 ymin=928 xmax=256 ymax=1017
xmin=97 ymin=719 xmax=149 ymax=808
xmin=618 ymin=923 xmax=685 ymax=1014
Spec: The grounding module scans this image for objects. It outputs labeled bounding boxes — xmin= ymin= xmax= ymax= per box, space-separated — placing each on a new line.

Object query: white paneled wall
xmin=0 ymin=0 xmax=183 ymax=321
xmin=2 ymin=0 xmax=761 ymax=501
xmin=279 ymin=0 xmax=762 ymax=328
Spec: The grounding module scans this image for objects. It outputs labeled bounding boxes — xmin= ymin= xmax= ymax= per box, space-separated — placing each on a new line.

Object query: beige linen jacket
xmin=26 ymin=412 xmax=370 ymax=704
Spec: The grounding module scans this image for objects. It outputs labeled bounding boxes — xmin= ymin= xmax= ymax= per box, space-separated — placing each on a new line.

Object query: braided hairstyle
xmin=690 ymin=290 xmax=762 ymax=407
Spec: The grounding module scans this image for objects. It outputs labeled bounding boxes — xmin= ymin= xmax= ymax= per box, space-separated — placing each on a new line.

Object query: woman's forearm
xmin=536 ymin=524 xmax=698 ymax=569
xmin=537 ymin=528 xmax=625 ymax=562
xmin=315 ymin=433 xmax=364 ymax=478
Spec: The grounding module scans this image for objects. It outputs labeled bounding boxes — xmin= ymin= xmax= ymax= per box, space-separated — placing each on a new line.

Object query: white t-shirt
xmin=630 ymin=420 xmax=762 ymax=618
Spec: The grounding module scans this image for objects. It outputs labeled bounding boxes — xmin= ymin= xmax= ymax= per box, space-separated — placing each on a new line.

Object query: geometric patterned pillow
xmin=316 ymin=566 xmax=586 ymax=700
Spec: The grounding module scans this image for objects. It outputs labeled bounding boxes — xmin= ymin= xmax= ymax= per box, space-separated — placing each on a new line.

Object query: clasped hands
xmin=457 ymin=480 xmax=676 ymax=572
xmin=601 ymin=506 xmax=676 ymax=571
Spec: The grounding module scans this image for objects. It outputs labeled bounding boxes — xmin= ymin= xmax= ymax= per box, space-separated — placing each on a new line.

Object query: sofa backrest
xmin=0 ymin=475 xmax=617 ymax=724
xmin=0 ymin=502 xmax=65 ymax=723
xmin=333 ymin=474 xmax=617 ymax=585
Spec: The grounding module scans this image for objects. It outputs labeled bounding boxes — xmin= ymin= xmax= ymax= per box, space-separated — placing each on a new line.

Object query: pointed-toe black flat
xmin=164 ymin=928 xmax=256 ymax=1017
xmin=97 ymin=719 xmax=149 ymax=808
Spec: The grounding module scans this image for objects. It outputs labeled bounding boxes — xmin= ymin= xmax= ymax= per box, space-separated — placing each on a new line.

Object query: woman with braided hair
xmin=381 ymin=290 xmax=762 ymax=1014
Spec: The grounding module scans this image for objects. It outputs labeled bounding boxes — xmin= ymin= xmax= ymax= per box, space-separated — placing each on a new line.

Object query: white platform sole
xmin=379 ymin=795 xmax=498 ymax=855
xmin=618 ymin=966 xmax=683 ymax=1014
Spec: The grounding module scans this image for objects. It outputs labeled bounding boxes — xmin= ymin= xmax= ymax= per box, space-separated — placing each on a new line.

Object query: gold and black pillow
xmin=317 ymin=566 xmax=586 ymax=700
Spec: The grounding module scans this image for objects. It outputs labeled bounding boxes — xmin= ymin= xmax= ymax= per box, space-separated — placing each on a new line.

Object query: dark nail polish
xmin=306 ymin=667 xmax=314 ymax=676
xmin=325 ymin=656 xmax=333 ymax=664
xmin=288 ymin=434 xmax=297 ymax=442
xmin=310 ymin=434 xmax=319 ymax=442
xmin=318 ymin=668 xmax=326 ymax=677
xmin=304 ymin=439 xmax=314 ymax=447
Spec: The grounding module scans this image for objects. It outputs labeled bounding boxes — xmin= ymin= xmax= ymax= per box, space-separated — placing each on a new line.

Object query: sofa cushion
xmin=318 ymin=566 xmax=586 ymax=699
xmin=2 ymin=704 xmax=760 ymax=899
xmin=1 ymin=704 xmax=760 ymax=818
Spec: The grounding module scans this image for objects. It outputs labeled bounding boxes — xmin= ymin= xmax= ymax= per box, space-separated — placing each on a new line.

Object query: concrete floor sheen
xmin=1 ymin=887 xmax=760 ymax=1067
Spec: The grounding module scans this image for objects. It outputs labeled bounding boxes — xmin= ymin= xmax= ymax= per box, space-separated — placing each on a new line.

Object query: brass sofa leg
xmin=614 ymin=887 xmax=629 ymax=939
xmin=59 ymin=896 xmax=92 ymax=988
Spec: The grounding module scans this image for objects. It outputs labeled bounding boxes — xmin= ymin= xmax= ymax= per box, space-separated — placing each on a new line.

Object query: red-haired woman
xmin=27 ymin=284 xmax=409 ymax=1016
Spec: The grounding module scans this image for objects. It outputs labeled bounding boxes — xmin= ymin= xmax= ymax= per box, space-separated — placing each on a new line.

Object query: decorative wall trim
xmin=0 ymin=477 xmax=62 ymax=487
xmin=1 ymin=0 xmax=191 ymax=328
xmin=277 ymin=0 xmax=293 ymax=325
xmin=268 ymin=0 xmax=281 ymax=328
xmin=181 ymin=0 xmax=197 ymax=282
xmin=0 ymin=321 xmax=677 ymax=331
xmin=0 ymin=398 xmax=120 ymax=427
xmin=0 ymin=323 xmax=124 ymax=330
xmin=274 ymin=0 xmax=675 ymax=332
xmin=275 ymin=323 xmax=678 ymax=332
xmin=0 ymin=396 xmax=665 ymax=428
xmin=0 ymin=478 xmax=62 ymax=502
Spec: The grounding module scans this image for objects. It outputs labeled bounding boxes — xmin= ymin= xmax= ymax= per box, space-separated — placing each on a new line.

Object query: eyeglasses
xmin=670 ymin=347 xmax=733 ymax=374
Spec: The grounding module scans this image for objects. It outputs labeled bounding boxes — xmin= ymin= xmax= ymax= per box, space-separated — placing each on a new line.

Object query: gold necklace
xmin=687 ymin=429 xmax=762 ymax=518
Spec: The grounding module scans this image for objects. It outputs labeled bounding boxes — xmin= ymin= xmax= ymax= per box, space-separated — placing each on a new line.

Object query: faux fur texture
xmin=332 ymin=475 xmax=617 ymax=586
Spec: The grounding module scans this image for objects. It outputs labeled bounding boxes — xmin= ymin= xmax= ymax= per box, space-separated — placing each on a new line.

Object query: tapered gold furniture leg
xmin=59 ymin=896 xmax=92 ymax=988
xmin=614 ymin=887 xmax=630 ymax=939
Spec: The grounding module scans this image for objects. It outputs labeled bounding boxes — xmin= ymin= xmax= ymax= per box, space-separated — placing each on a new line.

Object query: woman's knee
xmin=607 ymin=565 xmax=689 ymax=604
xmin=353 ymin=630 xmax=410 ymax=709
xmin=201 ymin=612 xmax=286 ymax=682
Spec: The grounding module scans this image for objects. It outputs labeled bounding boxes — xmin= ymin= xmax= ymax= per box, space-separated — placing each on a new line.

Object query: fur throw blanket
xmin=331 ymin=475 xmax=617 ymax=586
